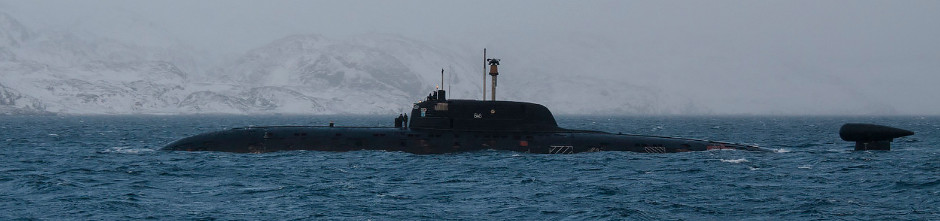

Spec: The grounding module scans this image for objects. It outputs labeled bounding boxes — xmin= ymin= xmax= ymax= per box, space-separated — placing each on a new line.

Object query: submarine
xmin=163 ymin=52 xmax=763 ymax=154
xmin=163 ymin=50 xmax=915 ymax=154
xmin=162 ymin=91 xmax=764 ymax=154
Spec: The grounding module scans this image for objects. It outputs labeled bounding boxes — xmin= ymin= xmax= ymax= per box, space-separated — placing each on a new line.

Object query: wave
xmin=98 ymin=146 xmax=156 ymax=154
xmin=720 ymin=158 xmax=749 ymax=163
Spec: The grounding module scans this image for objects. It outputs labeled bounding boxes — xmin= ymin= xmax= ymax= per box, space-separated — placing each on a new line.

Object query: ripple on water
xmin=98 ymin=146 xmax=157 ymax=154
xmin=720 ymin=158 xmax=749 ymax=163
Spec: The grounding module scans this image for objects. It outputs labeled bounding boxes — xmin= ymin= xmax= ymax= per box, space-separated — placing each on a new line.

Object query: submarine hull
xmin=163 ymin=126 xmax=761 ymax=154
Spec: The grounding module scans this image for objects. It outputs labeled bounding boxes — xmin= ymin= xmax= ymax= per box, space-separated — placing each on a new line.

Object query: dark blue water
xmin=1 ymin=115 xmax=938 ymax=220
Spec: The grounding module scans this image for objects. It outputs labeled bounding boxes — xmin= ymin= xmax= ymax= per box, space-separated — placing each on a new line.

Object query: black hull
xmin=163 ymin=126 xmax=762 ymax=154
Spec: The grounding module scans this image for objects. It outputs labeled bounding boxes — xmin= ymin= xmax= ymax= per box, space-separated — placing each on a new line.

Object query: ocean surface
xmin=1 ymin=115 xmax=937 ymax=220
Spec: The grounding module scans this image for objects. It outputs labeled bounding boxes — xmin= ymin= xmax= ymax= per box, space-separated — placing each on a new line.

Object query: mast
xmin=441 ymin=68 xmax=445 ymax=99
xmin=487 ymin=58 xmax=500 ymax=101
xmin=483 ymin=48 xmax=487 ymax=100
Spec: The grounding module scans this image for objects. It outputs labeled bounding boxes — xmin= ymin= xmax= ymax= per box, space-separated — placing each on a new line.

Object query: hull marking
xmin=549 ymin=145 xmax=573 ymax=154
xmin=644 ymin=146 xmax=666 ymax=153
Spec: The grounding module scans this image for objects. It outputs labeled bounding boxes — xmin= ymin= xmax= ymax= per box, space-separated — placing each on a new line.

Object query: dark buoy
xmin=839 ymin=123 xmax=914 ymax=151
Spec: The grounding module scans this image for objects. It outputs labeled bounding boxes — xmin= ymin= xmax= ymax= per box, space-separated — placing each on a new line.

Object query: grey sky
xmin=2 ymin=0 xmax=939 ymax=115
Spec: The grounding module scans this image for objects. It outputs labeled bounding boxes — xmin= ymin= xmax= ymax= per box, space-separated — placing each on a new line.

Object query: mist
xmin=2 ymin=0 xmax=938 ymax=115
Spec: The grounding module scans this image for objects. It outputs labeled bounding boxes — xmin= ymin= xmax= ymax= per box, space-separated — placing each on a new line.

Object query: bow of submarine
xmin=162 ymin=128 xmax=265 ymax=153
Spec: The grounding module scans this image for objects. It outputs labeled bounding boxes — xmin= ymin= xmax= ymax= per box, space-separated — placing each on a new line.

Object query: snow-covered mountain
xmin=0 ymin=12 xmax=44 ymax=114
xmin=192 ymin=34 xmax=482 ymax=114
xmin=0 ymin=11 xmax=195 ymax=114
xmin=0 ymin=11 xmax=692 ymax=115
xmin=0 ymin=11 xmax=482 ymax=115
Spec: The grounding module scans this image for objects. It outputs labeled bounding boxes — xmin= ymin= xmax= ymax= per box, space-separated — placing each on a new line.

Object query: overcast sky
xmin=2 ymin=0 xmax=939 ymax=115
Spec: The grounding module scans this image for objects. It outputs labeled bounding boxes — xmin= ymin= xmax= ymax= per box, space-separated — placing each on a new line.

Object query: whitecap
xmin=798 ymin=165 xmax=812 ymax=169
xmin=101 ymin=146 xmax=156 ymax=154
xmin=720 ymin=158 xmax=748 ymax=163
xmin=773 ymin=148 xmax=791 ymax=153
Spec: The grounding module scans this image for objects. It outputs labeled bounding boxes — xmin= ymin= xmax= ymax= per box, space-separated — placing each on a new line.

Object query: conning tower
xmin=410 ymin=59 xmax=558 ymax=132
xmin=409 ymin=98 xmax=559 ymax=132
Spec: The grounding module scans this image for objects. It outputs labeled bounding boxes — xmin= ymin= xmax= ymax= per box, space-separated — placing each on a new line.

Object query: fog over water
xmin=2 ymin=0 xmax=938 ymax=115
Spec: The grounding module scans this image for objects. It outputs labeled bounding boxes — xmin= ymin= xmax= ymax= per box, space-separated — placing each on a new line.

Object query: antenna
xmin=483 ymin=48 xmax=487 ymax=100
xmin=441 ymin=68 xmax=444 ymax=93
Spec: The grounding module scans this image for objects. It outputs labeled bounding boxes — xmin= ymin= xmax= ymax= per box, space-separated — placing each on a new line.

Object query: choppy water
xmin=1 ymin=115 xmax=938 ymax=220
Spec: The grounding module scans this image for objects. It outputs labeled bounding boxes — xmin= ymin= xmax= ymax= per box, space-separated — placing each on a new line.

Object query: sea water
xmin=1 ymin=115 xmax=937 ymax=220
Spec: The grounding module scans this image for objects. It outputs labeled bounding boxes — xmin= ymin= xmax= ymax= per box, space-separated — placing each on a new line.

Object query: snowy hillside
xmin=0 ymin=11 xmax=483 ymax=115
xmin=197 ymin=34 xmax=483 ymax=114
xmin=0 ymin=11 xmax=692 ymax=115
xmin=0 ymin=11 xmax=195 ymax=114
